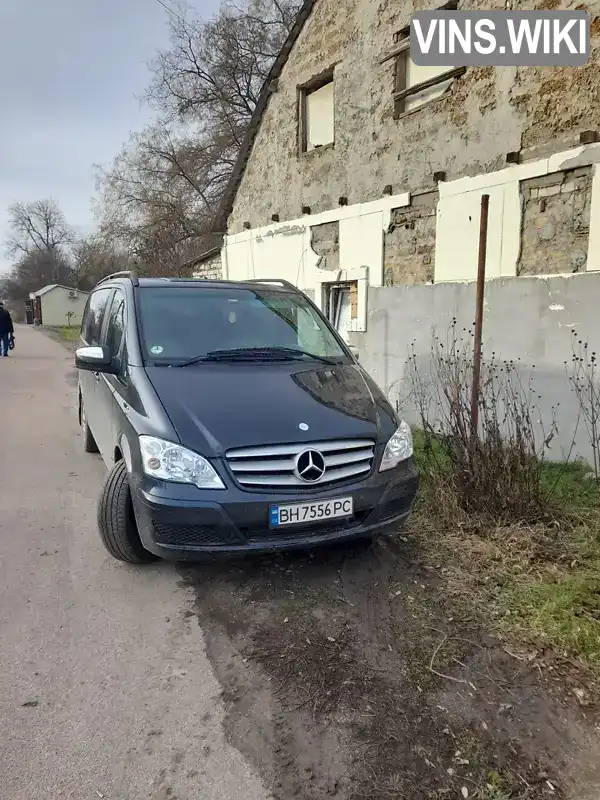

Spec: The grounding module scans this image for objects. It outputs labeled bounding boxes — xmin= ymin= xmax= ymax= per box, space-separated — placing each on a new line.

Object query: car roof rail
xmin=96 ymin=270 xmax=139 ymax=287
xmin=244 ymin=278 xmax=300 ymax=292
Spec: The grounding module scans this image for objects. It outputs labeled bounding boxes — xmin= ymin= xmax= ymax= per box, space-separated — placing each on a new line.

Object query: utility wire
xmin=154 ymin=0 xmax=186 ymax=24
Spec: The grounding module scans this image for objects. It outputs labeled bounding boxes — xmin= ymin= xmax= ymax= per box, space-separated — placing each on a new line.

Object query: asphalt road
xmin=0 ymin=326 xmax=270 ymax=800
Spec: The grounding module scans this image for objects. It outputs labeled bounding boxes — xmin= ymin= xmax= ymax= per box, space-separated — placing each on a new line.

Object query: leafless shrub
xmin=408 ymin=320 xmax=560 ymax=524
xmin=567 ymin=331 xmax=600 ymax=483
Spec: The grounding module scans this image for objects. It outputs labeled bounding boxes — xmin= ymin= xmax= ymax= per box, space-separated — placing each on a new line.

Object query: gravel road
xmin=0 ymin=325 xmax=270 ymax=800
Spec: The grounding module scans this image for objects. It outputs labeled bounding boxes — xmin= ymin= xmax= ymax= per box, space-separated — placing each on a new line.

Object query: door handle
xmin=93 ymin=372 xmax=100 ymax=380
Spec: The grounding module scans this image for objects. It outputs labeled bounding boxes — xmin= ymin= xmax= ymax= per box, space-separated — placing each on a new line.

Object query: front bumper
xmin=130 ymin=459 xmax=420 ymax=560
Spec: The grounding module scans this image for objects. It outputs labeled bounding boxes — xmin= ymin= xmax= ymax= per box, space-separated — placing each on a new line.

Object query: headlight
xmin=379 ymin=421 xmax=413 ymax=472
xmin=139 ymin=436 xmax=225 ymax=489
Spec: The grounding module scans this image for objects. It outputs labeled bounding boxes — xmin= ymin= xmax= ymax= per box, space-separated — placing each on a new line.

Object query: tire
xmin=81 ymin=399 xmax=99 ymax=454
xmin=97 ymin=460 xmax=158 ymax=564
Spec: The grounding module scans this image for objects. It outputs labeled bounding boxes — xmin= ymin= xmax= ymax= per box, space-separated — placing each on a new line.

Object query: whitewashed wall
xmin=223 ymin=192 xmax=410 ymax=332
xmin=221 ymin=144 xmax=600 ymax=332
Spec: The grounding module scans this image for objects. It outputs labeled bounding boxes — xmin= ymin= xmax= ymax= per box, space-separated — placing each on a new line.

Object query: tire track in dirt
xmin=182 ymin=533 xmax=600 ymax=799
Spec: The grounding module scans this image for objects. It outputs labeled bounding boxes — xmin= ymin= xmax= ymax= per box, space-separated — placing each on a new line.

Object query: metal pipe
xmin=471 ymin=194 xmax=490 ymax=436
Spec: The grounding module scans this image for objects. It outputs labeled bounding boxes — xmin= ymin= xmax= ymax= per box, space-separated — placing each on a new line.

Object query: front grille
xmin=153 ymin=523 xmax=225 ymax=547
xmin=226 ymin=439 xmax=375 ymax=490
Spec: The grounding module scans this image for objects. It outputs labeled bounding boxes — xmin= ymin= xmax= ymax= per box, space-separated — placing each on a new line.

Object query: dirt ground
xmin=42 ymin=327 xmax=600 ymax=798
xmin=182 ymin=530 xmax=600 ymax=800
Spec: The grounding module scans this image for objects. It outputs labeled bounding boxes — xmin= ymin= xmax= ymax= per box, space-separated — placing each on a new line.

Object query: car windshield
xmin=138 ymin=285 xmax=349 ymax=364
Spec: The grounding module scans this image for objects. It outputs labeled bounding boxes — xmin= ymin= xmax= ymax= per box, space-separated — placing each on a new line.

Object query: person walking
xmin=0 ymin=301 xmax=14 ymax=357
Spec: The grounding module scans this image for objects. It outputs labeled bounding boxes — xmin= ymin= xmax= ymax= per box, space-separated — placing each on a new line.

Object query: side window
xmin=82 ymin=289 xmax=113 ymax=346
xmin=104 ymin=292 xmax=126 ymax=358
xmin=80 ymin=296 xmax=92 ymax=339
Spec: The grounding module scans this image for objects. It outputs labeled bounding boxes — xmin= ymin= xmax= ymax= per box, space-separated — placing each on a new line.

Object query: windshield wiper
xmin=176 ymin=347 xmax=338 ymax=366
xmin=228 ymin=347 xmax=339 ymax=363
xmin=170 ymin=355 xmax=211 ymax=367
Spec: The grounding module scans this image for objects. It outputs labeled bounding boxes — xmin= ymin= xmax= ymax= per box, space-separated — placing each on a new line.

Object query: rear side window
xmin=80 ymin=297 xmax=91 ymax=339
xmin=104 ymin=292 xmax=125 ymax=357
xmin=82 ymin=288 xmax=113 ymax=345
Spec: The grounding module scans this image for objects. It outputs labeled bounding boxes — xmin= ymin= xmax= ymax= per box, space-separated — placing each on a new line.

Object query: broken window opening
xmin=299 ymin=69 xmax=335 ymax=153
xmin=385 ymin=0 xmax=465 ymax=117
xmin=325 ymin=282 xmax=357 ymax=341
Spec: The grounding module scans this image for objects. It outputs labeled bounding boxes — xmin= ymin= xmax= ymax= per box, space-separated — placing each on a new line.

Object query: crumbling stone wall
xmin=228 ymin=0 xmax=600 ymax=235
xmin=192 ymin=252 xmax=222 ymax=280
xmin=311 ymin=221 xmax=339 ymax=270
xmin=384 ymin=192 xmax=437 ymax=285
xmin=518 ymin=169 xmax=592 ymax=276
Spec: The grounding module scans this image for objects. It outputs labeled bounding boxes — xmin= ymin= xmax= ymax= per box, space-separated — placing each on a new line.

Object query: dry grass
xmin=411 ymin=431 xmax=600 ymax=684
xmin=408 ymin=325 xmax=564 ymax=525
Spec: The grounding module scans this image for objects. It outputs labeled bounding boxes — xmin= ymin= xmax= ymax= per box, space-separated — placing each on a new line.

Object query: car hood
xmin=145 ymin=362 xmax=398 ymax=456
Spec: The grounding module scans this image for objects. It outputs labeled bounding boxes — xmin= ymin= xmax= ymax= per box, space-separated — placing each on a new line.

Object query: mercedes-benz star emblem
xmin=295 ymin=449 xmax=326 ymax=483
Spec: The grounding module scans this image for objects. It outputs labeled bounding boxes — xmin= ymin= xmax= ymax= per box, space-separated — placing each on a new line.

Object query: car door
xmin=94 ymin=289 xmax=127 ymax=466
xmin=79 ymin=287 xmax=114 ymax=458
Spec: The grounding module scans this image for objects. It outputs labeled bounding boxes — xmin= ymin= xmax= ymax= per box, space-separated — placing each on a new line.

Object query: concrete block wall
xmin=352 ymin=273 xmax=600 ymax=465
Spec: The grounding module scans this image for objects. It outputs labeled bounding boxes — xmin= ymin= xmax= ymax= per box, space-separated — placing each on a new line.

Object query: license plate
xmin=270 ymin=497 xmax=354 ymax=527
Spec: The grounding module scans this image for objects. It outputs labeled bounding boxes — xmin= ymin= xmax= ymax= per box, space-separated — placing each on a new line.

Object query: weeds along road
xmin=0 ymin=325 xmax=269 ymax=800
xmin=2 ymin=325 xmax=600 ymax=800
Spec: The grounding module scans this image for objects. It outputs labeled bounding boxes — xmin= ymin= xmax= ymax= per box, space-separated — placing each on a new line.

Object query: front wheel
xmin=97 ymin=460 xmax=158 ymax=564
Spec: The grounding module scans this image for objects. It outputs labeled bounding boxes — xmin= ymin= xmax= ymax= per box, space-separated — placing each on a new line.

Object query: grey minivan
xmin=75 ymin=272 xmax=419 ymax=563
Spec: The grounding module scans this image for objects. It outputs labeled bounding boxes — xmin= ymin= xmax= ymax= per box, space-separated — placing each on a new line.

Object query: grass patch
xmin=52 ymin=326 xmax=80 ymax=342
xmin=499 ymin=567 xmax=600 ymax=668
xmin=476 ymin=788 xmax=511 ymax=800
xmin=538 ymin=460 xmax=600 ymax=509
xmin=411 ymin=426 xmax=600 ymax=681
xmin=413 ymin=428 xmax=599 ymax=515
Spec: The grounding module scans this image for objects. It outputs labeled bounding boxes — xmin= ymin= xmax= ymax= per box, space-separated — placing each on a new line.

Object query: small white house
xmin=29 ymin=284 xmax=89 ymax=328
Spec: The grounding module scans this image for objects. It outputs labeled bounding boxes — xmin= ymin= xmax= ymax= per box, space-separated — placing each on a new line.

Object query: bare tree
xmin=6 ymin=198 xmax=74 ymax=257
xmin=72 ymin=235 xmax=132 ymax=291
xmin=3 ymin=198 xmax=76 ymax=305
xmin=147 ymin=0 xmax=299 ymax=130
xmin=94 ymin=0 xmax=300 ymax=272
xmin=94 ymin=124 xmax=225 ymax=275
xmin=3 ymin=250 xmax=75 ymax=308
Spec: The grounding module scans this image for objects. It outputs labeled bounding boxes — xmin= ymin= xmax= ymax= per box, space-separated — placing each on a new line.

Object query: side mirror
xmin=75 ymin=345 xmax=117 ymax=374
xmin=348 ymin=344 xmax=360 ymax=361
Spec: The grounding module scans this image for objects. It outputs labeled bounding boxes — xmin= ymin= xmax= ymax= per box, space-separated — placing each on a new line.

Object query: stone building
xmin=201 ymin=0 xmax=600 ymax=463
xmin=189 ymin=246 xmax=224 ymax=280
xmin=208 ymin=0 xmax=600 ymax=342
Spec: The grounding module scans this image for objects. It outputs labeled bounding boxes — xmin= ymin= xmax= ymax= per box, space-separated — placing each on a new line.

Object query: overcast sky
xmin=0 ymin=0 xmax=212 ymax=274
